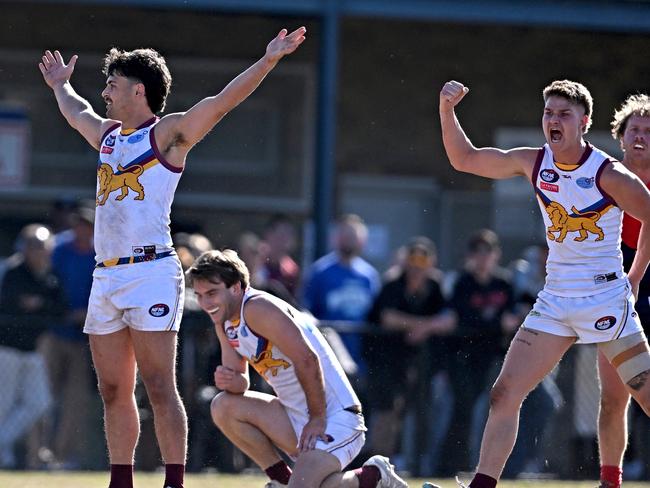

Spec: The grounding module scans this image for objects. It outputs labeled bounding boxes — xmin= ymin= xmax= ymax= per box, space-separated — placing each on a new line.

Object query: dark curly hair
xmin=102 ymin=47 xmax=171 ymax=114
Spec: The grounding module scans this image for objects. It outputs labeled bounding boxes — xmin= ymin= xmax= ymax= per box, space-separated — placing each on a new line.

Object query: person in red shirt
xmin=598 ymin=94 xmax=650 ymax=488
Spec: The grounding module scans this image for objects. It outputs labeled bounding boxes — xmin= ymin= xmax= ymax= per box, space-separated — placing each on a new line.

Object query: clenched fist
xmin=214 ymin=365 xmax=237 ymax=391
xmin=440 ymin=80 xmax=469 ymax=112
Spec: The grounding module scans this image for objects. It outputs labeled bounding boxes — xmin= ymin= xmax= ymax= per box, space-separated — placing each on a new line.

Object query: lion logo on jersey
xmin=96 ymin=163 xmax=145 ymax=206
xmin=250 ymin=350 xmax=290 ymax=379
xmin=545 ymin=201 xmax=604 ymax=243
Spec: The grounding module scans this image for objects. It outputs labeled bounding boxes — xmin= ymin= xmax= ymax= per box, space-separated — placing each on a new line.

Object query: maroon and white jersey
xmin=95 ymin=117 xmax=183 ymax=265
xmin=532 ymin=143 xmax=624 ymax=297
xmin=223 ymin=287 xmax=360 ymax=417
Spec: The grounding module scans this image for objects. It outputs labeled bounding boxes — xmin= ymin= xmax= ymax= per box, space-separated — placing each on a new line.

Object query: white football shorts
xmin=286 ymin=406 xmax=367 ymax=469
xmin=84 ymin=256 xmax=184 ymax=335
xmin=523 ymin=280 xmax=642 ymax=344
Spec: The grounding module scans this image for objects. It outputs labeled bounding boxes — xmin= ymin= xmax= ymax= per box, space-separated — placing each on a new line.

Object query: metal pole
xmin=313 ymin=0 xmax=340 ymax=259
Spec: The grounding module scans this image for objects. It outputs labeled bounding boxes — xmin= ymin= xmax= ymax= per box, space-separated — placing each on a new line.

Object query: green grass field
xmin=1 ymin=472 xmax=650 ymax=488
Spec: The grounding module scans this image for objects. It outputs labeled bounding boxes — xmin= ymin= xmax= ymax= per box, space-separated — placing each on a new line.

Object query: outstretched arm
xmin=157 ymin=27 xmax=307 ymax=168
xmin=600 ymin=162 xmax=650 ymax=298
xmin=39 ymin=50 xmax=109 ymax=150
xmin=439 ymin=80 xmax=535 ymax=179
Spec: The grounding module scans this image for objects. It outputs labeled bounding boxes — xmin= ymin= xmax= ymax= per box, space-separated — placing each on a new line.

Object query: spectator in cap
xmin=365 ymin=236 xmax=455 ymax=462
xmin=442 ymin=229 xmax=518 ymax=473
xmin=0 ymin=224 xmax=62 ymax=468
xmin=35 ymin=207 xmax=97 ymax=468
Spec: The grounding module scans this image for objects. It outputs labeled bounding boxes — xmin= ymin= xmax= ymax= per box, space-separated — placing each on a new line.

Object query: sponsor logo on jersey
xmin=105 ymin=135 xmax=116 ymax=147
xmin=540 ymin=169 xmax=559 ymax=183
xmin=226 ymin=326 xmax=239 ymax=347
xmin=128 ymin=133 xmax=145 ymax=144
xmin=595 ymin=315 xmax=616 ymax=331
xmin=594 ymin=272 xmax=617 ymax=285
xmin=132 ymin=245 xmax=156 ymax=256
xmin=149 ymin=303 xmax=170 ymax=317
xmin=528 ymin=310 xmax=541 ymax=317
xmin=240 ymin=325 xmax=248 ymax=337
xmin=540 ymin=182 xmax=559 ymax=192
xmin=561 ymin=174 xmax=572 ymax=179
xmin=576 ymin=176 xmax=595 ymax=189
xmin=101 ymin=146 xmax=113 ymax=154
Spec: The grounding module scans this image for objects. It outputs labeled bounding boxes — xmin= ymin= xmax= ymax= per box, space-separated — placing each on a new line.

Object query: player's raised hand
xmin=440 ymin=80 xmax=469 ymax=112
xmin=265 ymin=27 xmax=307 ymax=63
xmin=39 ymin=50 xmax=78 ymax=89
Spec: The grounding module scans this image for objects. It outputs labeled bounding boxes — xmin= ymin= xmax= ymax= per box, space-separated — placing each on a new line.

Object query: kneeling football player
xmin=187 ymin=249 xmax=408 ymax=488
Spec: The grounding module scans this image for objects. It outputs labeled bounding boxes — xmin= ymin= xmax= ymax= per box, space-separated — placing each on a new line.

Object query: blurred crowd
xmin=0 ymin=201 xmax=648 ymax=479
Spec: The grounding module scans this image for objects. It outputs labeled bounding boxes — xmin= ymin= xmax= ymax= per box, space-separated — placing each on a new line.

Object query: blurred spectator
xmin=49 ymin=197 xmax=79 ymax=236
xmin=174 ymin=232 xmax=213 ymax=274
xmin=364 ymin=237 xmax=455 ymax=466
xmin=0 ymin=224 xmax=63 ymax=468
xmin=172 ymin=230 xmax=215 ymax=378
xmin=35 ymin=207 xmax=96 ymax=469
xmin=258 ymin=214 xmax=301 ymax=300
xmin=301 ymin=214 xmax=380 ymax=376
xmin=511 ymin=244 xmax=548 ymax=307
xmin=237 ymin=232 xmax=265 ymax=285
xmin=442 ymin=229 xmax=517 ymax=473
xmin=238 ymin=231 xmax=299 ymax=307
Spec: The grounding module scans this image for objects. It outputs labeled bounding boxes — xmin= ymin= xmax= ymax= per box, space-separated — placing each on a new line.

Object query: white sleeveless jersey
xmin=94 ymin=118 xmax=182 ymax=264
xmin=532 ymin=143 xmax=624 ymax=297
xmin=224 ymin=287 xmax=360 ymax=415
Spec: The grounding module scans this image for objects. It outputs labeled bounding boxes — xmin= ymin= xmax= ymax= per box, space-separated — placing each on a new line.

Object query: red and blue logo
xmin=149 ymin=303 xmax=170 ymax=317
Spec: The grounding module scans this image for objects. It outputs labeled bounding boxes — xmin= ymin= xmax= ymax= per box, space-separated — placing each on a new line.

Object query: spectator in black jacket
xmin=0 ymin=224 xmax=66 ymax=468
xmin=365 ymin=237 xmax=455 ymax=461
xmin=442 ymin=229 xmax=518 ymax=473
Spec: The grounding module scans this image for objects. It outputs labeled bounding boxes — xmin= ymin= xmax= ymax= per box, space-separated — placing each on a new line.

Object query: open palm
xmin=266 ymin=27 xmax=306 ymax=62
xmin=39 ymin=50 xmax=78 ymax=89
